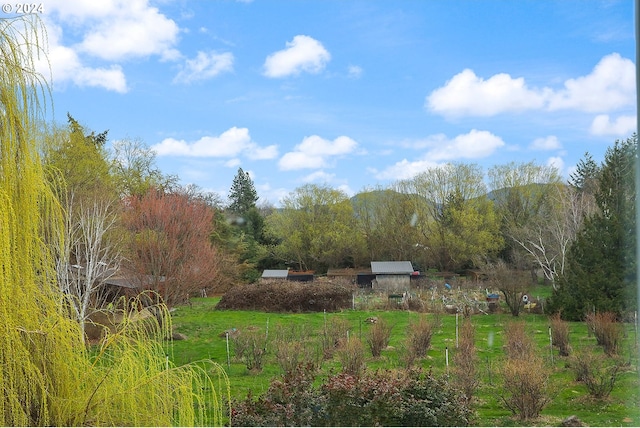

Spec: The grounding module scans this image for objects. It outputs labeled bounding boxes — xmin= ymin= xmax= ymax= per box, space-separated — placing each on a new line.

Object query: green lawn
xmin=169 ymin=296 xmax=640 ymax=426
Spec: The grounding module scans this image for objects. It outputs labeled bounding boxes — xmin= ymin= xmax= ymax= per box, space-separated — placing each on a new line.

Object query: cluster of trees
xmin=1 ymin=16 xmax=226 ymax=425
xmin=38 ymin=111 xmax=637 ymax=325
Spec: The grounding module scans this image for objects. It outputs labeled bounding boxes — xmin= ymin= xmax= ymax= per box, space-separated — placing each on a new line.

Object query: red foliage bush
xmin=216 ymin=280 xmax=353 ymax=312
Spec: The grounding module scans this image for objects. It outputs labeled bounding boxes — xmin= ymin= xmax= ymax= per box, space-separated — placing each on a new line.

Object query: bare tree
xmin=56 ymin=196 xmax=121 ymax=340
xmin=512 ymin=184 xmax=597 ymax=289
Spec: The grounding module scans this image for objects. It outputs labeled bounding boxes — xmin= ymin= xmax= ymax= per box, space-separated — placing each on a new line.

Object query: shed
xmin=261 ymin=269 xmax=289 ymax=280
xmin=370 ymin=261 xmax=414 ymax=292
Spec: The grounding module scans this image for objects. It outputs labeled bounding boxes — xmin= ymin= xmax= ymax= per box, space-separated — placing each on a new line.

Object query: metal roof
xmin=261 ymin=269 xmax=289 ymax=278
xmin=370 ymin=261 xmax=414 ymax=275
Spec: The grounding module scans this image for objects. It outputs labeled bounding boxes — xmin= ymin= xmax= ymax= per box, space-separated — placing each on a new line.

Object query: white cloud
xmin=427 ymin=53 xmax=635 ymax=117
xmin=173 ymin=51 xmax=234 ymax=84
xmin=35 ymin=21 xmax=128 ymax=92
xmin=424 ymin=130 xmax=505 ymax=161
xmin=375 ymin=130 xmax=505 ymax=180
xmin=151 ymin=127 xmax=278 ymax=159
xmin=590 ymin=114 xmax=637 ymax=136
xmin=427 ymin=69 xmax=548 ymax=117
xmin=263 ymin=35 xmax=330 ymax=78
xmin=278 ymin=135 xmax=358 ymax=170
xmin=348 ymin=65 xmax=363 ymax=79
xmin=530 ymin=136 xmax=561 ymax=151
xmin=225 ymin=158 xmax=242 ymax=168
xmin=546 ymin=156 xmax=565 ymax=173
xmin=303 ymin=170 xmax=336 ymax=182
xmin=548 ymin=53 xmax=635 ymax=112
xmin=374 ymin=159 xmax=440 ymax=181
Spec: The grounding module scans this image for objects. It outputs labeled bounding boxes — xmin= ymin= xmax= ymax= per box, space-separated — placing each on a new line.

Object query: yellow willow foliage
xmin=0 ymin=16 xmax=229 ymax=426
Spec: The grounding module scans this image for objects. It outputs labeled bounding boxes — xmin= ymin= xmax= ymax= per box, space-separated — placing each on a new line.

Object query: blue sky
xmin=37 ymin=0 xmax=636 ymax=206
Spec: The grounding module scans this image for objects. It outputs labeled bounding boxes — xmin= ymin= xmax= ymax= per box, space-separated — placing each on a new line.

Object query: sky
xmin=30 ymin=0 xmax=637 ymax=206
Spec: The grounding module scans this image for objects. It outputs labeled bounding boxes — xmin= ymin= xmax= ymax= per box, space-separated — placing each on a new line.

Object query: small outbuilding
xmin=370 ymin=261 xmax=414 ymax=293
xmin=261 ymin=269 xmax=289 ymax=281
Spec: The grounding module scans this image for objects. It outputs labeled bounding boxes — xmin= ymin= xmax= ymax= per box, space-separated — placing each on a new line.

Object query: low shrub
xmin=231 ymin=362 xmax=320 ymax=427
xmin=273 ymin=324 xmax=321 ymax=375
xmin=585 ymin=312 xmax=623 ymax=356
xmin=322 ymin=316 xmax=352 ymax=359
xmin=499 ymin=355 xmax=551 ymax=420
xmin=550 ymin=313 xmax=571 ymax=356
xmin=336 ymin=337 xmax=366 ymax=376
xmin=366 ymin=317 xmax=393 ymax=357
xmin=231 ymin=367 xmax=472 ymax=426
xmin=503 ymin=321 xmax=533 ymax=360
xmin=407 ymin=314 xmax=434 ymax=359
xmin=216 ymin=281 xmax=353 ymax=312
xmin=232 ymin=328 xmax=267 ymax=372
xmin=569 ymin=348 xmax=624 ymax=399
xmin=452 ymin=318 xmax=479 ymax=404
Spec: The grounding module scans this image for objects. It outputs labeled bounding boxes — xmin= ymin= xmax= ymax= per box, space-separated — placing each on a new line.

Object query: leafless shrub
xmin=336 ymin=337 xmax=366 ymax=376
xmin=452 ymin=318 xmax=479 ymax=404
xmin=273 ymin=324 xmax=321 ymax=375
xmin=550 ymin=313 xmax=571 ymax=357
xmin=403 ymin=314 xmax=435 ymax=364
xmin=504 ymin=321 xmax=533 ymax=360
xmin=233 ymin=328 xmax=267 ymax=372
xmin=585 ymin=312 xmax=622 ymax=356
xmin=500 ymin=356 xmax=551 ymax=420
xmin=569 ymin=348 xmax=623 ymax=399
xmin=322 ymin=316 xmax=352 ymax=359
xmin=366 ymin=317 xmax=393 ymax=357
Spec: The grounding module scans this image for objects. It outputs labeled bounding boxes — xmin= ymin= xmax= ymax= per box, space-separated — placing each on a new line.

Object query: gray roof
xmin=261 ymin=269 xmax=289 ymax=278
xmin=370 ymin=261 xmax=414 ymax=275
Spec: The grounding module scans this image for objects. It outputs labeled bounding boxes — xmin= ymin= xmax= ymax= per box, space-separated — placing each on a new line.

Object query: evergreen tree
xmin=569 ymin=152 xmax=600 ymax=195
xmin=548 ymin=136 xmax=637 ymax=320
xmin=228 ymin=167 xmax=258 ymax=215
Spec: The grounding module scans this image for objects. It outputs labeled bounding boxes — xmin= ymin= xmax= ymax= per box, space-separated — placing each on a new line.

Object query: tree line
xmin=40 ymin=110 xmax=637 ymax=322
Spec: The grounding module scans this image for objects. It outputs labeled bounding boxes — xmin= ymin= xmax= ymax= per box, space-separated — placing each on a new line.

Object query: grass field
xmin=169 ymin=294 xmax=640 ymax=427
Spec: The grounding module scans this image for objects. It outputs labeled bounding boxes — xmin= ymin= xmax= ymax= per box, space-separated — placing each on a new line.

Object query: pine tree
xmin=569 ymin=152 xmax=600 ymax=195
xmin=228 ymin=167 xmax=258 ymax=214
xmin=548 ymin=136 xmax=637 ymax=320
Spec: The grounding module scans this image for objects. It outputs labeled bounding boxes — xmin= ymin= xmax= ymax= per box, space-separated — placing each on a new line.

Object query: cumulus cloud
xmin=590 ymin=114 xmax=637 ymax=136
xmin=547 ymin=53 xmax=635 ymax=112
xmin=546 ymin=156 xmax=565 ymax=173
xmin=173 ymin=51 xmax=234 ymax=84
xmin=530 ymin=136 xmax=562 ymax=151
xmin=427 ymin=53 xmax=635 ymax=117
xmin=39 ymin=0 xmax=182 ymax=92
xmin=55 ymin=0 xmax=181 ymax=61
xmin=263 ymin=35 xmax=330 ymax=78
xmin=427 ymin=69 xmax=548 ymax=117
xmin=374 ymin=130 xmax=505 ymax=180
xmin=278 ymin=135 xmax=358 ymax=170
xmin=151 ymin=127 xmax=278 ymax=159
xmin=35 ymin=21 xmax=128 ymax=92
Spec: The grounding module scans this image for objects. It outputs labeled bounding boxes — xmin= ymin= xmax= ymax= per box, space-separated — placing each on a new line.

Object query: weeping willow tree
xmin=0 ymin=16 xmax=229 ymax=426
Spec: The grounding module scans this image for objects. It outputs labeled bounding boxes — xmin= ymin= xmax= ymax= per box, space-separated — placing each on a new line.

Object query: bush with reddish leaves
xmin=231 ymin=367 xmax=472 ymax=427
xmin=216 ymin=280 xmax=353 ymax=312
